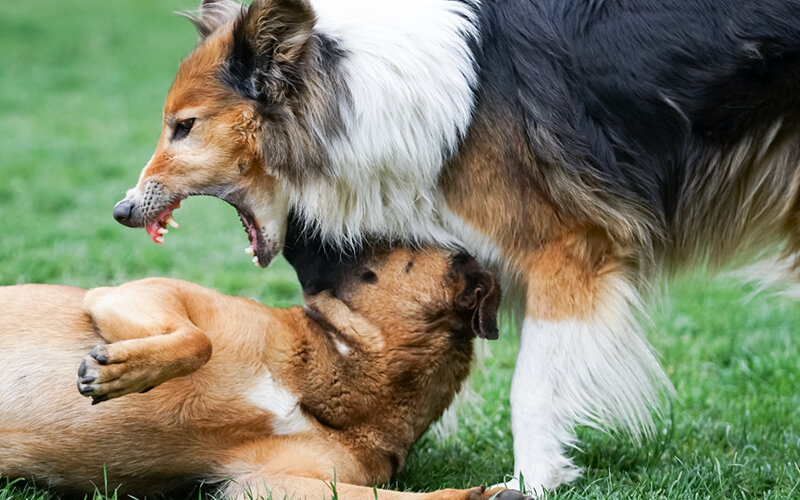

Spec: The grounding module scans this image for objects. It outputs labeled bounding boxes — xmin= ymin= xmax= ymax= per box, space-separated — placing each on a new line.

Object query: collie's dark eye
xmin=361 ymin=270 xmax=377 ymax=284
xmin=173 ymin=118 xmax=195 ymax=141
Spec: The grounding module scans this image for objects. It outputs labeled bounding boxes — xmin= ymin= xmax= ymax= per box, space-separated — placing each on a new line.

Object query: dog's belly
xmin=0 ymin=285 xmax=96 ymax=424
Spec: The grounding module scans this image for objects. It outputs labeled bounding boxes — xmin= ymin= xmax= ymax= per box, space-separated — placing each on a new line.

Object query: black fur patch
xmin=283 ymin=210 xmax=362 ymax=295
xmin=360 ymin=270 xmax=378 ymax=284
xmin=221 ymin=15 xmax=260 ymax=101
xmin=473 ymin=0 xmax=800 ymax=234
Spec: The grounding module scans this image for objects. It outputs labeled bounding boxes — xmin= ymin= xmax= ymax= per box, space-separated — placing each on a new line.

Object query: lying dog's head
xmin=294 ymin=241 xmax=500 ymax=457
xmin=293 ymin=240 xmax=501 ymax=341
xmin=113 ymin=0 xmax=325 ymax=266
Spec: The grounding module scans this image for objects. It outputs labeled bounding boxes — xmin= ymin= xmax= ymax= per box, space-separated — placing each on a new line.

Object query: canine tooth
xmin=155 ymin=236 xmax=164 ymax=244
xmin=245 ymin=247 xmax=255 ymax=255
xmin=166 ymin=216 xmax=179 ymax=229
xmin=157 ymin=227 xmax=168 ymax=235
xmin=252 ymin=256 xmax=260 ymax=266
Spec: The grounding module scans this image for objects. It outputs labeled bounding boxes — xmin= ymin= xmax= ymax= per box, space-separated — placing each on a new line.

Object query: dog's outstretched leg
xmin=220 ymin=471 xmax=529 ymax=500
xmin=76 ymin=278 xmax=212 ymax=402
xmin=507 ymin=237 xmax=671 ymax=493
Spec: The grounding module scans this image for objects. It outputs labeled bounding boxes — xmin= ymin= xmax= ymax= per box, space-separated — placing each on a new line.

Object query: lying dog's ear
xmin=181 ymin=0 xmax=243 ymax=39
xmin=456 ymin=267 xmax=501 ymax=340
xmin=231 ymin=0 xmax=316 ymax=101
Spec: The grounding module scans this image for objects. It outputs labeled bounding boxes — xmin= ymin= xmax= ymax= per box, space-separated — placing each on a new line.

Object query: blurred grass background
xmin=1 ymin=1 xmax=799 ymax=498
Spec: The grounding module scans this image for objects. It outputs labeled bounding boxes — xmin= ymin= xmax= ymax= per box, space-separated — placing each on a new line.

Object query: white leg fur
xmin=508 ymin=275 xmax=673 ymax=493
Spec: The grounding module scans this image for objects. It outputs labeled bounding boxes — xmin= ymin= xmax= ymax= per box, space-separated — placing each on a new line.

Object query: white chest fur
xmin=294 ymin=0 xmax=481 ymax=243
xmin=245 ymin=369 xmax=312 ymax=436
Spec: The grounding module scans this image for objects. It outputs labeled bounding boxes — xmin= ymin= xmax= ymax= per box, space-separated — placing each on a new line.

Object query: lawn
xmin=1 ymin=1 xmax=799 ymax=498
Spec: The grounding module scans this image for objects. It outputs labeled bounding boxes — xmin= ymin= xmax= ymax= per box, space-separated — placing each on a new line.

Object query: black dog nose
xmin=113 ymin=199 xmax=135 ymax=226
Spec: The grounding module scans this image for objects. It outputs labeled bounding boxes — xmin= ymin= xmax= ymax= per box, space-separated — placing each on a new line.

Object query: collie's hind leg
xmin=507 ymin=239 xmax=671 ymax=493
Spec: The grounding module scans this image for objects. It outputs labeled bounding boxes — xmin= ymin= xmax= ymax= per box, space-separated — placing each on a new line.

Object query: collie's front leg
xmin=508 ymin=240 xmax=671 ymax=493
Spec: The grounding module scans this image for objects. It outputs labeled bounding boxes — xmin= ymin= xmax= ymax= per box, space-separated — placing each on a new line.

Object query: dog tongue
xmin=145 ymin=200 xmax=182 ymax=244
xmin=146 ymin=220 xmax=164 ymax=244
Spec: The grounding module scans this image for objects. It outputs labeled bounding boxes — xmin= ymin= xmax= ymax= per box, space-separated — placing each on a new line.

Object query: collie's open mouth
xmin=145 ymin=199 xmax=182 ymax=244
xmin=235 ymin=205 xmax=268 ymax=267
xmin=143 ymin=195 xmax=269 ymax=267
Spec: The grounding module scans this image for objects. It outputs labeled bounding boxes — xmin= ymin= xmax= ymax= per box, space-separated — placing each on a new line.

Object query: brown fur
xmin=0 ymin=247 xmax=518 ymax=500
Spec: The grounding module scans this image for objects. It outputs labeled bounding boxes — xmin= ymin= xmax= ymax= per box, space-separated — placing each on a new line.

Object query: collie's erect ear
xmin=232 ymin=0 xmax=316 ymax=100
xmin=181 ymin=0 xmax=243 ymax=39
xmin=245 ymin=0 xmax=315 ymax=65
xmin=456 ymin=268 xmax=501 ymax=340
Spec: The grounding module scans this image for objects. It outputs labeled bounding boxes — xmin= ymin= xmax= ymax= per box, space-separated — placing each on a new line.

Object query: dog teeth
xmin=166 ymin=216 xmax=179 ymax=229
xmin=245 ymin=247 xmax=255 ymax=255
xmin=252 ymin=256 xmax=260 ymax=266
xmin=157 ymin=227 xmax=168 ymax=235
xmin=155 ymin=236 xmax=165 ymax=244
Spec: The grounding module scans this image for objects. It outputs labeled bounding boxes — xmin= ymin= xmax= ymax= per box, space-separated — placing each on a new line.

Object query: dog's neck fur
xmin=291 ymin=0 xmax=481 ymax=246
xmin=296 ymin=297 xmax=474 ymax=477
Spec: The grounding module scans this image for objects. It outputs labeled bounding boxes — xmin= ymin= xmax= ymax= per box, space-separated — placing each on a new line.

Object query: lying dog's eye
xmin=173 ymin=118 xmax=195 ymax=141
xmin=361 ymin=270 xmax=377 ymax=284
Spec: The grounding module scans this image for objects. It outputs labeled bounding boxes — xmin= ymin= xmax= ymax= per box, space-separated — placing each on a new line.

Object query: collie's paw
xmin=76 ymin=344 xmax=158 ymax=404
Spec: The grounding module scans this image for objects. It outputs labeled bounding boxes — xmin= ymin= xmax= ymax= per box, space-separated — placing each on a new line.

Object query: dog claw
xmin=80 ymin=376 xmax=95 ymax=384
xmin=91 ymin=395 xmax=108 ymax=405
xmin=90 ymin=345 xmax=109 ymax=364
xmin=78 ymin=359 xmax=88 ymax=377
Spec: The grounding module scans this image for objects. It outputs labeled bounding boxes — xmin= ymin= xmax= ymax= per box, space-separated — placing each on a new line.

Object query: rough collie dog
xmin=112 ymin=0 xmax=800 ymax=491
xmin=0 ymin=245 xmax=515 ymax=499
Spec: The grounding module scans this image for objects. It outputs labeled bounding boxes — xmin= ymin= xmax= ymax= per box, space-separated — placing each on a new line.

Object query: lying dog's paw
xmin=76 ymin=344 xmax=159 ymax=404
xmin=470 ymin=487 xmax=533 ymax=500
xmin=429 ymin=487 xmax=534 ymax=500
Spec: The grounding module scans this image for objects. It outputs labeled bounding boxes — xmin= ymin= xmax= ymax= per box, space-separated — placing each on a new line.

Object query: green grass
xmin=1 ymin=1 xmax=799 ymax=498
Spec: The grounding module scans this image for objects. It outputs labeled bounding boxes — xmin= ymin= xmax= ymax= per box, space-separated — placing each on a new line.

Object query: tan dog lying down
xmin=0 ymin=245 xmax=524 ymax=500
